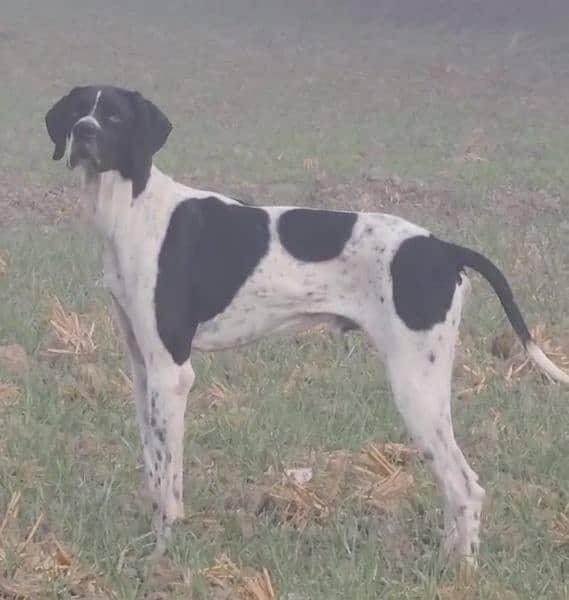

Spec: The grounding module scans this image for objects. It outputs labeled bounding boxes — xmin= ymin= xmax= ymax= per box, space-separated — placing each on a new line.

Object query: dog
xmin=45 ymin=85 xmax=569 ymax=562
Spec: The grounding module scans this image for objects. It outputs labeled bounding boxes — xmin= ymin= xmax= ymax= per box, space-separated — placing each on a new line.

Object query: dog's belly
xmin=191 ymin=273 xmax=359 ymax=352
xmin=192 ymin=311 xmax=330 ymax=352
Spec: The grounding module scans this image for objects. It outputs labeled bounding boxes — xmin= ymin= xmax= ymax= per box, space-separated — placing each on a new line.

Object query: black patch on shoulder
xmin=278 ymin=209 xmax=357 ymax=262
xmin=155 ymin=197 xmax=270 ymax=365
xmin=391 ymin=235 xmax=461 ymax=331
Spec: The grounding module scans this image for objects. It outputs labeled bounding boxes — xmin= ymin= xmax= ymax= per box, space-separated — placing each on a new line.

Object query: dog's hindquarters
xmin=364 ymin=273 xmax=484 ymax=561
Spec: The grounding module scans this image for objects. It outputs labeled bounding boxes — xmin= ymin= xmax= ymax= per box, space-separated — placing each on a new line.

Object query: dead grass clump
xmin=457 ymin=363 xmax=498 ymax=398
xmin=0 ymin=250 xmax=8 ymax=276
xmin=457 ymin=324 xmax=569 ymax=396
xmin=260 ymin=442 xmax=415 ymax=529
xmin=454 ymin=336 xmax=498 ymax=398
xmin=266 ymin=475 xmax=329 ymax=530
xmin=551 ymin=506 xmax=569 ymax=547
xmin=201 ymin=555 xmax=276 ymax=600
xmin=0 ymin=493 xmax=115 ymax=599
xmin=348 ymin=443 xmax=415 ymax=511
xmin=505 ymin=324 xmax=569 ymax=382
xmin=47 ymin=296 xmax=97 ymax=357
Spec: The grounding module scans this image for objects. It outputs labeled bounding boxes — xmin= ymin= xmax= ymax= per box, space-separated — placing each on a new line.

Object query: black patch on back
xmin=278 ymin=209 xmax=357 ymax=262
xmin=391 ymin=235 xmax=461 ymax=331
xmin=155 ymin=197 xmax=270 ymax=365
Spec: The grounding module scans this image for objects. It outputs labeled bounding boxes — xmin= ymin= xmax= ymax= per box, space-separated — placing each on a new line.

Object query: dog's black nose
xmin=73 ymin=119 xmax=98 ymax=140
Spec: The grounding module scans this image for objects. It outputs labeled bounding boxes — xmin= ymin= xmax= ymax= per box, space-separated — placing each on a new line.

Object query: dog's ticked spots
xmin=156 ymin=197 xmax=270 ymax=365
xmin=391 ymin=235 xmax=460 ymax=331
xmin=423 ymin=449 xmax=434 ymax=461
xmin=436 ymin=427 xmax=448 ymax=449
xmin=166 ymin=450 xmax=172 ymax=464
xmin=156 ymin=449 xmax=162 ymax=462
xmin=155 ymin=428 xmax=165 ymax=444
xmin=278 ymin=209 xmax=357 ymax=262
xmin=462 ymin=469 xmax=472 ymax=496
xmin=152 ymin=501 xmax=158 ymax=512
xmin=428 ymin=352 xmax=436 ymax=364
xmin=174 ymin=489 xmax=181 ymax=500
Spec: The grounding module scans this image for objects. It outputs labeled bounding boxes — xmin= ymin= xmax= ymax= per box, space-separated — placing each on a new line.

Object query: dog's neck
xmin=80 ymin=163 xmax=170 ymax=241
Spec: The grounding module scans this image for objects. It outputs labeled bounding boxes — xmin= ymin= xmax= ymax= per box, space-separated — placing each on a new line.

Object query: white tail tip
xmin=526 ymin=341 xmax=569 ymax=384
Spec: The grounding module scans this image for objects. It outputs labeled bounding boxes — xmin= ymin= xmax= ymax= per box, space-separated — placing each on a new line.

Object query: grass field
xmin=1 ymin=2 xmax=569 ymax=598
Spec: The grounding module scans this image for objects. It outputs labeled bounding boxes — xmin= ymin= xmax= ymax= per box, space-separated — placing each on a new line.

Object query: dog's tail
xmin=443 ymin=240 xmax=569 ymax=384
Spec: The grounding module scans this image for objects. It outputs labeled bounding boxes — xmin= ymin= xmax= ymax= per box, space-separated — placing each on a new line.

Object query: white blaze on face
xmin=64 ymin=130 xmax=74 ymax=168
xmin=65 ymin=90 xmax=102 ymax=169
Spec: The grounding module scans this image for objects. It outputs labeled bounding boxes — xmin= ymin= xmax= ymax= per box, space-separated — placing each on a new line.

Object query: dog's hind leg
xmin=367 ymin=285 xmax=485 ymax=563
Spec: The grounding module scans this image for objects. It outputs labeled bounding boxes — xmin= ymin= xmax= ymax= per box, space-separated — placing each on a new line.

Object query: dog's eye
xmin=72 ymin=102 xmax=90 ymax=119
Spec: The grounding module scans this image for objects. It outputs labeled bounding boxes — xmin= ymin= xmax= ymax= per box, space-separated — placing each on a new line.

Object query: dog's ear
xmin=45 ymin=88 xmax=78 ymax=160
xmin=130 ymin=91 xmax=172 ymax=155
xmin=127 ymin=91 xmax=172 ymax=197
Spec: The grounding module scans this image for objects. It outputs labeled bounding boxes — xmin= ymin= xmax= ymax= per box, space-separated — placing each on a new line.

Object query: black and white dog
xmin=45 ymin=85 xmax=568 ymax=562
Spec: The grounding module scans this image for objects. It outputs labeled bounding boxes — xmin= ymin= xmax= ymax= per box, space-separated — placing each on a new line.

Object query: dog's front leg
xmin=146 ymin=361 xmax=195 ymax=555
xmin=109 ymin=295 xmax=156 ymax=504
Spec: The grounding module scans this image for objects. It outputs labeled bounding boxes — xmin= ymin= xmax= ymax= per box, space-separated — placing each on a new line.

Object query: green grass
xmin=1 ymin=2 xmax=569 ymax=598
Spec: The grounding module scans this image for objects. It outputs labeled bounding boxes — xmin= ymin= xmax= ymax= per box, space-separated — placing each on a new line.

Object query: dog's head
xmin=45 ymin=85 xmax=172 ymax=197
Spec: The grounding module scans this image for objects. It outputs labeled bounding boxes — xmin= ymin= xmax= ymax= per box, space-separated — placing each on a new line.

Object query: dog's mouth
xmin=67 ymin=140 xmax=100 ymax=170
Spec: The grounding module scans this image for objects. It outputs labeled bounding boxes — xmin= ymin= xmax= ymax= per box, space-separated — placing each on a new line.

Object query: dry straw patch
xmin=47 ymin=296 xmax=97 ymax=357
xmin=346 ymin=443 xmax=416 ymax=511
xmin=201 ymin=555 xmax=276 ymax=600
xmin=551 ymin=506 xmax=569 ymax=547
xmin=0 ymin=493 xmax=115 ymax=599
xmin=261 ymin=442 xmax=416 ymax=530
xmin=0 ymin=250 xmax=8 ymax=276
xmin=505 ymin=324 xmax=569 ymax=382
xmin=455 ymin=337 xmax=498 ymax=398
xmin=456 ymin=323 xmax=569 ymax=397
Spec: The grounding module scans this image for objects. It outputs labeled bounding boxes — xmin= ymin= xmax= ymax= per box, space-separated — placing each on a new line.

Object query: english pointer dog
xmin=45 ymin=85 xmax=569 ymax=562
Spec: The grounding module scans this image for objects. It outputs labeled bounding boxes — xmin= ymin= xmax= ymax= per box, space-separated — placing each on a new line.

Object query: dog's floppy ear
xmin=127 ymin=91 xmax=172 ymax=197
xmin=45 ymin=89 xmax=78 ymax=160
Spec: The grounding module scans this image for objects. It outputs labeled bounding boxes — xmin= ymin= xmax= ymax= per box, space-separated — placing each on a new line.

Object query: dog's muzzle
xmin=68 ymin=120 xmax=100 ymax=169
